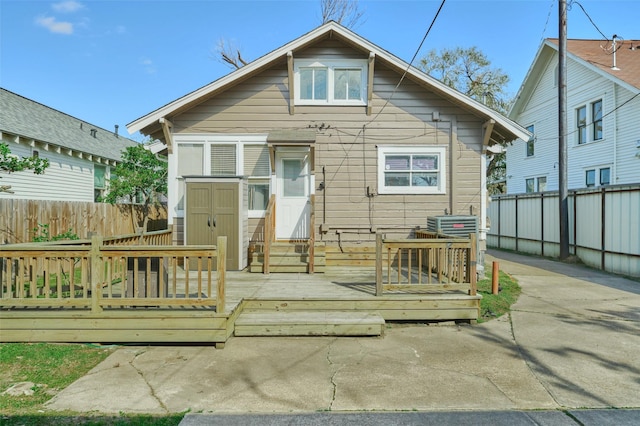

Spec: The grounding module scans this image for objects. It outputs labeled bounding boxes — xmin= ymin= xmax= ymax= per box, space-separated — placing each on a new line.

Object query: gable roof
xmin=1 ymin=88 xmax=138 ymax=162
xmin=127 ymin=21 xmax=529 ymax=145
xmin=510 ymin=38 xmax=640 ymax=117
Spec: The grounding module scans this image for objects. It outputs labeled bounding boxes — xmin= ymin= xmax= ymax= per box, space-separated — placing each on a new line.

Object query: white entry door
xmin=275 ymin=150 xmax=310 ymax=240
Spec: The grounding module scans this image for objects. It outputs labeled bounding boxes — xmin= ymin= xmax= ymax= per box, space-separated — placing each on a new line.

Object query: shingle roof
xmin=0 ymin=88 xmax=138 ymax=161
xmin=547 ymin=38 xmax=640 ymax=89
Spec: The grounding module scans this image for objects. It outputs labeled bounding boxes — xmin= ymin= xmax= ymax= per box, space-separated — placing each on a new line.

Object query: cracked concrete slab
xmin=45 ymin=250 xmax=640 ymax=415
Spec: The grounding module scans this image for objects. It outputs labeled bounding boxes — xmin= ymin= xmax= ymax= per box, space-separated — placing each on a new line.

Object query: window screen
xmin=211 ymin=145 xmax=236 ymax=175
xmin=244 ymin=145 xmax=270 ymax=177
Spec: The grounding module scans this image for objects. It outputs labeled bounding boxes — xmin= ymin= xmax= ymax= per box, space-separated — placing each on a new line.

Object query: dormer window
xmin=294 ymin=59 xmax=367 ymax=105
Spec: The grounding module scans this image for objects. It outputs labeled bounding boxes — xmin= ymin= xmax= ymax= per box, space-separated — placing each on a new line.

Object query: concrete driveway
xmin=44 ymin=250 xmax=640 ymax=415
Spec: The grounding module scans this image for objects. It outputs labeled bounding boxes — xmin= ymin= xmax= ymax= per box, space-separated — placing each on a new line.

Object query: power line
xmin=539 ymin=0 xmax=556 ymax=44
xmin=367 ymin=0 xmax=446 ymax=125
xmin=570 ymin=1 xmax=608 ymax=40
xmin=534 ymin=91 xmax=640 ymax=142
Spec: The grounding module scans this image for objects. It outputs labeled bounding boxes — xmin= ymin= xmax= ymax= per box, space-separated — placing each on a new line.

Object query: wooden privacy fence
xmin=375 ymin=231 xmax=477 ymax=296
xmin=0 ymin=234 xmax=226 ymax=313
xmin=0 ymin=198 xmax=168 ymax=244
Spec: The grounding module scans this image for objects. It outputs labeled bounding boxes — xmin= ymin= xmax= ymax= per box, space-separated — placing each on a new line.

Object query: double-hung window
xmin=577 ymin=106 xmax=587 ymax=144
xmin=295 ymin=59 xmax=367 ymax=105
xmin=592 ymin=99 xmax=603 ymax=140
xmin=94 ymin=165 xmax=106 ymax=202
xmin=576 ymin=98 xmax=603 ymax=145
xmin=377 ymin=146 xmax=446 ymax=194
xmin=244 ymin=144 xmax=271 ymax=214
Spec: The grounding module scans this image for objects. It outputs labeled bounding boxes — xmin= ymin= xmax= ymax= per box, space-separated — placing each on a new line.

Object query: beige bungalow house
xmin=127 ymin=21 xmax=528 ymax=272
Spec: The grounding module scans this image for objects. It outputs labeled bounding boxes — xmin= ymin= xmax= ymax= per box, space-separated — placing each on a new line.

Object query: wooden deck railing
xmin=262 ymin=195 xmax=276 ymax=274
xmin=308 ymin=194 xmax=315 ymax=274
xmin=375 ymin=232 xmax=477 ymax=296
xmin=0 ymin=235 xmax=226 ymax=313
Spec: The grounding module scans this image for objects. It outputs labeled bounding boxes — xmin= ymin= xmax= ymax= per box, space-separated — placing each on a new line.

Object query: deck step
xmin=234 ymin=311 xmax=385 ymax=337
xmin=250 ymin=242 xmax=326 ymax=273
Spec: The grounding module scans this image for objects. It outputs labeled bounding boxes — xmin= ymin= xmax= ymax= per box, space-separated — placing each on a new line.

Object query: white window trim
xmin=584 ymin=164 xmax=611 ymax=188
xmin=574 ymin=96 xmax=604 ymax=146
xmin=173 ymin=134 xmax=270 ymax=217
xmin=524 ymin=174 xmax=548 ymax=193
xmin=294 ymin=59 xmax=368 ymax=106
xmin=525 ymin=124 xmax=535 ymax=158
xmin=377 ymin=146 xmax=446 ymax=195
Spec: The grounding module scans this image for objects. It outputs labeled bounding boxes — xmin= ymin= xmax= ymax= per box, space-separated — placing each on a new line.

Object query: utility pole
xmin=558 ymin=0 xmax=569 ymax=259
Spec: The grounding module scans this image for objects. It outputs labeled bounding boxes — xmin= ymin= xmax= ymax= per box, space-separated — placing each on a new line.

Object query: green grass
xmin=0 ymin=343 xmax=184 ymax=424
xmin=0 ymin=343 xmax=113 ymax=415
xmin=477 ymin=266 xmax=522 ymax=322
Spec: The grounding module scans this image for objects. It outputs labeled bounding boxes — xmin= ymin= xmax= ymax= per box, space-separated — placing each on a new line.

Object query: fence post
xmin=217 ymin=236 xmax=226 ymax=314
xmin=375 ymin=233 xmax=383 ymax=296
xmin=90 ymin=234 xmax=103 ymax=313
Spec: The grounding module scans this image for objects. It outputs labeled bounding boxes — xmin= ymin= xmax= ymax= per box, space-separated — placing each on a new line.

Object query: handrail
xmin=375 ymin=233 xmax=477 ymax=296
xmin=263 ymin=195 xmax=276 ymax=274
xmin=0 ymin=234 xmax=227 ymax=313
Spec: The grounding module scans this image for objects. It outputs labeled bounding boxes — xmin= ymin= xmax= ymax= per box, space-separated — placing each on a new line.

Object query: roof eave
xmin=127 ymin=21 xmax=528 ymax=143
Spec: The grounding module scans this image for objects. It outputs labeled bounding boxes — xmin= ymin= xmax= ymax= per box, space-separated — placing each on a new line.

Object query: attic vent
xmin=90 ymin=129 xmax=97 ymax=138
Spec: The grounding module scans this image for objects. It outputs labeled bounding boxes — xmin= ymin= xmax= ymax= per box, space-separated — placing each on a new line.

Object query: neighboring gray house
xmin=506 ymin=38 xmax=640 ymax=194
xmin=0 ymin=88 xmax=138 ymax=201
xmin=128 ymin=21 xmax=529 ymax=271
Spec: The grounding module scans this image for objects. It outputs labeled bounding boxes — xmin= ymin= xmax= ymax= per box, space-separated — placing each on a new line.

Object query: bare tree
xmin=213 ymin=1 xmax=365 ymax=70
xmin=213 ymin=38 xmax=249 ymax=70
xmin=320 ymin=0 xmax=364 ymax=28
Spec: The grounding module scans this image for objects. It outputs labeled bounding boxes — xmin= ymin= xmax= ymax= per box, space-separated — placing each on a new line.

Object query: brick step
xmin=234 ymin=310 xmax=385 ymax=337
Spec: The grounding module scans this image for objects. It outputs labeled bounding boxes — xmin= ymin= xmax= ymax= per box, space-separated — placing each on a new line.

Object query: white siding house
xmin=0 ymin=88 xmax=138 ymax=201
xmin=506 ymin=38 xmax=640 ymax=194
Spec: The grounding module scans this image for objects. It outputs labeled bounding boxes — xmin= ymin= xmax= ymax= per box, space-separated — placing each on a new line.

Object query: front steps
xmin=234 ymin=310 xmax=385 ymax=337
xmin=250 ymin=242 xmax=326 ymax=273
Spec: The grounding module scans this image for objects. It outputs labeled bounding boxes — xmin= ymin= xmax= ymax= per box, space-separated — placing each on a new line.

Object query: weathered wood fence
xmin=375 ymin=231 xmax=477 ymax=296
xmin=0 ymin=231 xmax=226 ymax=313
xmin=0 ymin=198 xmax=168 ymax=244
xmin=487 ymin=184 xmax=640 ymax=277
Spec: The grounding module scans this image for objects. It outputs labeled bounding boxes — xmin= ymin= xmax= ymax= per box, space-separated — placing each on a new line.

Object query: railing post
xmin=90 ymin=235 xmax=104 ymax=313
xmin=375 ymin=233 xmax=383 ymax=296
xmin=309 ymin=194 xmax=315 ymax=274
xmin=217 ymin=236 xmax=226 ymax=314
xmin=468 ymin=233 xmax=477 ymax=296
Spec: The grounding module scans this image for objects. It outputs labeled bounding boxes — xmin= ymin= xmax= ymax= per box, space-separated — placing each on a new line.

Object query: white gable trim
xmin=127 ymin=22 xmax=528 ymax=142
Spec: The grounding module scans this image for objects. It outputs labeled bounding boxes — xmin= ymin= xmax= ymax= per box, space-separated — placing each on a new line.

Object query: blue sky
xmin=1 ymin=0 xmax=638 ymax=141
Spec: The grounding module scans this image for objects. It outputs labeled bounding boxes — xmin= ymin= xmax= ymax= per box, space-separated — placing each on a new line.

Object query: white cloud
xmin=52 ymin=1 xmax=85 ymax=13
xmin=139 ymin=57 xmax=156 ymax=74
xmin=35 ymin=16 xmax=74 ymax=34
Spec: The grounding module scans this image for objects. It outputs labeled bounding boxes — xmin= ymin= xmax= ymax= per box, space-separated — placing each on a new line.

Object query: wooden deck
xmin=1 ymin=231 xmax=480 ymax=347
xmin=1 ymin=268 xmax=480 ymax=347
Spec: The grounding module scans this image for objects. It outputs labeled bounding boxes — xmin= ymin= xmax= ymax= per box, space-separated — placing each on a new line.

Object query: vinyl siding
xmin=0 ymin=141 xmax=96 ymax=202
xmin=170 ymin=40 xmax=486 ymax=244
xmin=507 ymin=47 xmax=640 ymax=194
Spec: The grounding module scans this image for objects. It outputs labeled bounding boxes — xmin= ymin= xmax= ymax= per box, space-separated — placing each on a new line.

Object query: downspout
xmin=480 ymin=120 xmax=495 ymax=242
